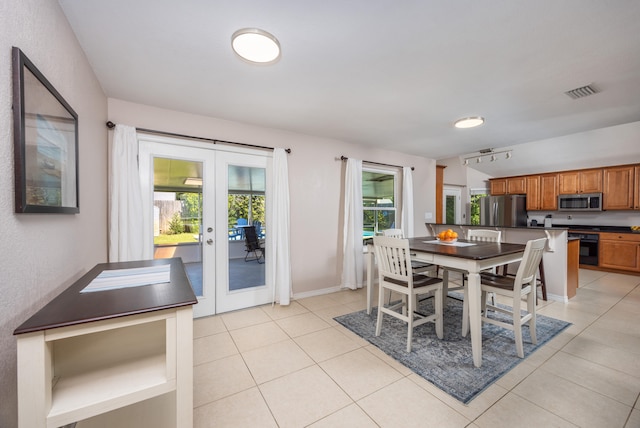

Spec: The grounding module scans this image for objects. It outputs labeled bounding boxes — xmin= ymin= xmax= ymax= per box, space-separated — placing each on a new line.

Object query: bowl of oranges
xmin=436 ymin=229 xmax=458 ymax=243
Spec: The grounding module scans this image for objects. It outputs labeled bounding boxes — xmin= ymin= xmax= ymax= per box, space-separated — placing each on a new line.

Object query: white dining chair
xmin=382 ymin=229 xmax=437 ymax=274
xmin=441 ymin=229 xmax=501 ymax=334
xmin=475 ymin=237 xmax=547 ymax=358
xmin=373 ymin=236 xmax=443 ymax=352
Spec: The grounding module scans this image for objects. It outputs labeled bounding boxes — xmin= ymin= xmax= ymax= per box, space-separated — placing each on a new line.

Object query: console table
xmin=14 ymin=258 xmax=197 ymax=428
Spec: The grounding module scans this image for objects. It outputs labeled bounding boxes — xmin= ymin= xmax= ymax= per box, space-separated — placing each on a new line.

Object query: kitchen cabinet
xmin=567 ymin=238 xmax=579 ymax=298
xmin=525 ymin=174 xmax=558 ymax=211
xmin=634 ymin=165 xmax=640 ymax=210
xmin=490 ymin=176 xmax=526 ymax=195
xmin=603 ymin=165 xmax=635 ymax=210
xmin=599 ymin=232 xmax=640 ymax=272
xmin=525 ymin=175 xmax=540 ymax=210
xmin=558 ymin=168 xmax=602 ymax=194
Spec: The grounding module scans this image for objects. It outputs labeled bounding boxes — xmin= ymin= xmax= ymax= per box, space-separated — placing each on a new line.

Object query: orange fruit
xmin=451 ymin=231 xmax=458 ymax=239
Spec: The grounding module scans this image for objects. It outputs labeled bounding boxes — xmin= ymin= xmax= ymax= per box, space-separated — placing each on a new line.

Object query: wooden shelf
xmin=48 ymin=354 xmax=174 ymax=428
xmin=15 ymin=258 xmax=196 ymax=428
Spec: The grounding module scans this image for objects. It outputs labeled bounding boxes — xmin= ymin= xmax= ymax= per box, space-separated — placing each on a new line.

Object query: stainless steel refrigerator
xmin=479 ymin=195 xmax=527 ymax=227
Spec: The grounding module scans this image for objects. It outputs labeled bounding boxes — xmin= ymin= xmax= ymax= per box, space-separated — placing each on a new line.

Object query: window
xmin=362 ymin=169 xmax=397 ymax=237
xmin=469 ymin=188 xmax=489 ymax=225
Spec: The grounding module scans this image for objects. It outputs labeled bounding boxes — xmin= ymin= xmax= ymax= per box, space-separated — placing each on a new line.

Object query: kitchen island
xmin=425 ymin=223 xmax=574 ymax=301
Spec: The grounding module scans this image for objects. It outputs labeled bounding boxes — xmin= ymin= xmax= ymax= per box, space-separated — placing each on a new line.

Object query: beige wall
xmin=0 ymin=1 xmax=108 ymax=426
xmin=108 ymin=99 xmax=437 ymax=297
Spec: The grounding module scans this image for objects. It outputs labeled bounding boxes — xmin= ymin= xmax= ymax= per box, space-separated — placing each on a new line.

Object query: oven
xmin=568 ymin=232 xmax=599 ymax=266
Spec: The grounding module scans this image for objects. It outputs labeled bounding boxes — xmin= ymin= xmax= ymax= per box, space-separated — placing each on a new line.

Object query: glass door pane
xmin=215 ymin=152 xmax=272 ymax=313
xmin=139 ymin=141 xmax=216 ymax=318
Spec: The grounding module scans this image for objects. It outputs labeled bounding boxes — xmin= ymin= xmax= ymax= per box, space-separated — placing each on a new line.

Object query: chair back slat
xmin=382 ymin=229 xmax=404 ymax=238
xmin=374 ymin=236 xmax=412 ymax=282
xmin=467 ymin=229 xmax=501 ymax=242
xmin=513 ymin=237 xmax=547 ymax=292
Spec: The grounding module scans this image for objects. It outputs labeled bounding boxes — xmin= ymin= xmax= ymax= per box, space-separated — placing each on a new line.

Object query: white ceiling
xmin=59 ymin=1 xmax=640 ymax=175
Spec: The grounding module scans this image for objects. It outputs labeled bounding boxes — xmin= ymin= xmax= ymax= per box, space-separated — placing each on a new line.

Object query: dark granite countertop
xmin=426 ymin=223 xmax=635 ymax=234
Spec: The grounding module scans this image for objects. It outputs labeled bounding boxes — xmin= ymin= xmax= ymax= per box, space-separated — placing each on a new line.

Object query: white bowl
xmin=436 ymin=237 xmax=458 ymax=244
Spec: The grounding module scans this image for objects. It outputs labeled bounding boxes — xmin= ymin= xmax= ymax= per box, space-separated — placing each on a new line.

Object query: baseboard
xmin=292 ymin=285 xmax=345 ymax=300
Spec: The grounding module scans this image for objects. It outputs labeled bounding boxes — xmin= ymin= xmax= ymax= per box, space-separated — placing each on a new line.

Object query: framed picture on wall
xmin=12 ymin=47 xmax=79 ymax=214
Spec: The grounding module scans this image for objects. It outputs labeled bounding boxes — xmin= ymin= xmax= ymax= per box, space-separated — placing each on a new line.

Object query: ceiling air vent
xmin=564 ymin=84 xmax=599 ymax=100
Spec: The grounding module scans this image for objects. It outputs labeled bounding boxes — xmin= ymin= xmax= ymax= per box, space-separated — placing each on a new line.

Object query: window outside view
xmin=363 ymin=170 xmax=396 ymax=237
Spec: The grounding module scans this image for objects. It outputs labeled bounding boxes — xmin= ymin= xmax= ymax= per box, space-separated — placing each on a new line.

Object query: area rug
xmin=334 ymin=295 xmax=571 ymax=404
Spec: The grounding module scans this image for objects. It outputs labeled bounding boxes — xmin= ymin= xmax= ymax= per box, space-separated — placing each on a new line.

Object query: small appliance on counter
xmin=544 ymin=215 xmax=552 ymax=228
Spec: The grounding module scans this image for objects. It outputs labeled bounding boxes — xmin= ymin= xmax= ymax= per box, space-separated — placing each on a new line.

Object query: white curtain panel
xmin=402 ymin=166 xmax=415 ymax=238
xmin=109 ymin=124 xmax=152 ymax=262
xmin=341 ymin=158 xmax=364 ymax=289
xmin=268 ymin=148 xmax=292 ymax=305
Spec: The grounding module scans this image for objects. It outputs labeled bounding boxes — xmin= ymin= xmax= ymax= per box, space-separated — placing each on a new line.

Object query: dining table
xmin=365 ymin=236 xmax=527 ymax=368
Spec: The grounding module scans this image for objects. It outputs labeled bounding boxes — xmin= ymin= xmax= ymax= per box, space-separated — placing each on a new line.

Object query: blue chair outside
xmin=235 ymin=218 xmax=248 ymax=239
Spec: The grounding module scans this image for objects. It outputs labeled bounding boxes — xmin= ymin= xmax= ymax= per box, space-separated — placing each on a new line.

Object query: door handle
xmin=206 ymin=239 xmax=213 ymax=245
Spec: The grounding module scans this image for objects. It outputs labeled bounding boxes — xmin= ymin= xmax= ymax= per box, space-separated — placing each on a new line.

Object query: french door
xmin=139 ymin=137 xmax=272 ymax=317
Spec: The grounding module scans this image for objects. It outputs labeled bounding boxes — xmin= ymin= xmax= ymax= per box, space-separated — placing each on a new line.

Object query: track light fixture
xmin=461 ymin=148 xmax=513 ymax=166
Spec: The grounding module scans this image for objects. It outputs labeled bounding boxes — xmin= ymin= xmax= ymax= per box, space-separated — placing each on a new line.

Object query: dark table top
xmin=14 ymin=258 xmax=198 ymax=335
xmin=408 ymin=237 xmax=527 ymax=261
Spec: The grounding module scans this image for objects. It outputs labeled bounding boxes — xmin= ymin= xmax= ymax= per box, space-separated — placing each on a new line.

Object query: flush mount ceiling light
xmin=184 ymin=177 xmax=203 ymax=186
xmin=231 ymin=28 xmax=281 ymax=64
xmin=454 ymin=116 xmax=485 ymax=129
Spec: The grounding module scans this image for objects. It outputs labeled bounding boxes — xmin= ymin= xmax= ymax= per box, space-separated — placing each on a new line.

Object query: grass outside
xmin=154 ymin=233 xmax=199 ymax=245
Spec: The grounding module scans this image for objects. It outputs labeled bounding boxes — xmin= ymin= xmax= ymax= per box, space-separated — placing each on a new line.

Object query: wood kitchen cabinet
xmin=567 ymin=238 xmax=579 ymax=298
xmin=603 ymin=165 xmax=635 ymax=210
xmin=634 ymin=165 xmax=640 ymax=210
xmin=599 ymin=232 xmax=640 ymax=272
xmin=525 ymin=174 xmax=558 ymax=210
xmin=525 ymin=175 xmax=540 ymax=210
xmin=490 ymin=176 xmax=526 ymax=195
xmin=558 ymin=168 xmax=602 ymax=194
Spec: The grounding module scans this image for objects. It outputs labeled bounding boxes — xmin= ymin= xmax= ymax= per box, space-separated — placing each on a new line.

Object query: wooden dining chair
xmin=474 ymin=237 xmax=547 ymax=358
xmin=373 ymin=236 xmax=443 ymax=352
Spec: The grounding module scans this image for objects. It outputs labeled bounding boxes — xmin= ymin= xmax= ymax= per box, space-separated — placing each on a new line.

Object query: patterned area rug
xmin=334 ymin=295 xmax=571 ymax=404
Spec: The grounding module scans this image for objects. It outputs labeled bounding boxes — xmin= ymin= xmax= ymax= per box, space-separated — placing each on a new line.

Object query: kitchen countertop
xmin=426 ymin=223 xmax=636 ymax=234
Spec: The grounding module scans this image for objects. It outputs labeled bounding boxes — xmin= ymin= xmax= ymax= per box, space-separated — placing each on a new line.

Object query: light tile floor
xmin=193 ymin=269 xmax=640 ymax=428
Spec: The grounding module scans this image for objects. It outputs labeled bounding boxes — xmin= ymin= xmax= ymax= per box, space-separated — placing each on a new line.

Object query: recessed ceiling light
xmin=231 ymin=28 xmax=281 ymax=64
xmin=454 ymin=116 xmax=485 ymax=129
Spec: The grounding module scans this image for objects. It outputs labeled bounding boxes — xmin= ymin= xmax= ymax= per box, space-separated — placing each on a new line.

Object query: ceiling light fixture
xmin=184 ymin=177 xmax=203 ymax=186
xmin=454 ymin=116 xmax=485 ymax=129
xmin=461 ymin=148 xmax=513 ymax=166
xmin=231 ymin=28 xmax=281 ymax=64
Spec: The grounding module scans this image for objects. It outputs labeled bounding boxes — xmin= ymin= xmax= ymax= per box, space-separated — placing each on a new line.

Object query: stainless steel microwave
xmin=558 ymin=193 xmax=603 ymax=211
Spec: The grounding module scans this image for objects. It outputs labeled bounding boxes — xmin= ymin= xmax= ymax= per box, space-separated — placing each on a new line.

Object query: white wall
xmin=0 ymin=1 xmax=108 ymax=426
xmin=440 ymin=157 xmax=492 ymax=222
xmin=107 ymin=99 xmax=437 ymax=296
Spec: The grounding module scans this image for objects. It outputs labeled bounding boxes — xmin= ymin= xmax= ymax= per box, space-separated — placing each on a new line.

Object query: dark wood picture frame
xmin=12 ymin=47 xmax=79 ymax=214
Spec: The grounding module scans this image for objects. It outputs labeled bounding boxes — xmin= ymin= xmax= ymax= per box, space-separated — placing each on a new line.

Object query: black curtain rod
xmin=106 ymin=121 xmax=291 ymax=154
xmin=340 ymin=156 xmax=414 ymax=171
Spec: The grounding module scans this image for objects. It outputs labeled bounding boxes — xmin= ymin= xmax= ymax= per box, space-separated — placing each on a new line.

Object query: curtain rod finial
xmin=106 ymin=121 xmax=116 ymax=129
